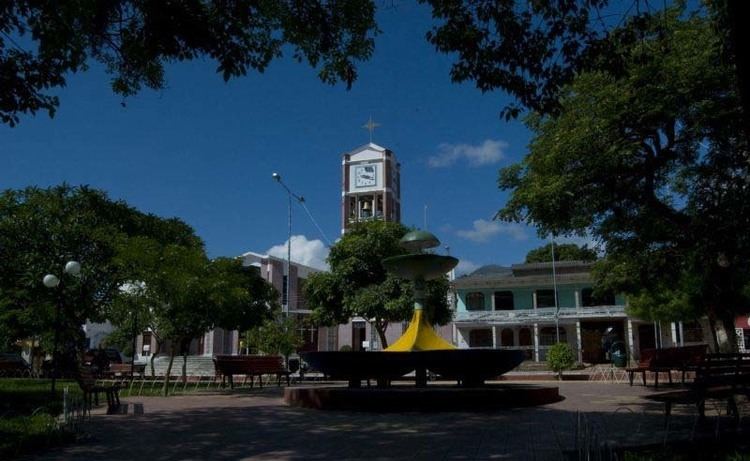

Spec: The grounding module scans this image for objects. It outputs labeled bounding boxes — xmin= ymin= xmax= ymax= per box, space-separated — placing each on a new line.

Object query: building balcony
xmin=454 ymin=305 xmax=627 ymax=325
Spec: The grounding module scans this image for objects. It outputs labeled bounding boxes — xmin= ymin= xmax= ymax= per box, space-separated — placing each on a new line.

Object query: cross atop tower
xmin=362 ymin=116 xmax=380 ymax=143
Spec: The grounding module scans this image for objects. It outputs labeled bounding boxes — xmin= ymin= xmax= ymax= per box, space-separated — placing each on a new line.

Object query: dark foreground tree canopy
xmin=304 ymin=221 xmax=452 ymax=348
xmin=496 ymin=9 xmax=750 ymax=348
xmin=1 ymin=0 xmax=377 ymax=126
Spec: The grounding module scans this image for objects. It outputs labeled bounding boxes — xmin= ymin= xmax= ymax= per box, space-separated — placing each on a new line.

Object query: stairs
xmin=145 ymin=355 xmax=216 ymax=377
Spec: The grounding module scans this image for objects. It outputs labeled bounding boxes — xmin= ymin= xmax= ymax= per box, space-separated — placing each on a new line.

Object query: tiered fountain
xmin=285 ymin=230 xmax=561 ymax=411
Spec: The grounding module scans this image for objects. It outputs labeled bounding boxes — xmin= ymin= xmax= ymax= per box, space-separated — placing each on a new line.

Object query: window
xmin=494 ymin=291 xmax=514 ymax=310
xmin=536 ymin=289 xmax=557 ymax=308
xmin=469 ymin=329 xmax=493 ymax=348
xmin=466 ymin=292 xmax=485 ymax=311
xmin=501 ymin=328 xmax=514 ymax=347
xmin=539 ymin=327 xmax=566 ymax=346
xmin=518 ymin=328 xmax=532 ymax=346
xmin=282 ymin=275 xmax=288 ymax=306
xmin=581 ymin=288 xmax=615 ymax=307
xmin=141 ymin=332 xmax=152 ymax=357
xmin=297 ymin=277 xmax=307 ymax=310
xmin=683 ymin=321 xmax=704 ymax=343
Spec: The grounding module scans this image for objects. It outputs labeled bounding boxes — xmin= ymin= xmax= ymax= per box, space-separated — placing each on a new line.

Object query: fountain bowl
xmin=301 ymin=349 xmax=525 ymax=386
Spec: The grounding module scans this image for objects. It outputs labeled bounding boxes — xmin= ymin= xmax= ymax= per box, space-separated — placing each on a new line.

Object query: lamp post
xmin=43 ymin=260 xmax=81 ymax=395
xmin=272 ymin=172 xmax=305 ymax=316
xmin=551 ymin=238 xmax=560 ymax=343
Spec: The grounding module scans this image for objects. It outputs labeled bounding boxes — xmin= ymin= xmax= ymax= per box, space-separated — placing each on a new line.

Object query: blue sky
xmin=1 ymin=3 xmax=579 ymax=274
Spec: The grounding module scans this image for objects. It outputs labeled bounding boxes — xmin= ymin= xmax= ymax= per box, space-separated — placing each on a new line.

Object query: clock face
xmin=354 ymin=165 xmax=377 ymax=187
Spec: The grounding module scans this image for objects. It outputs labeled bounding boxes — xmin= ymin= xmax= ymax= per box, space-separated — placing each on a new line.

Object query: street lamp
xmin=43 ymin=260 xmax=81 ymax=395
xmin=551 ymin=237 xmax=560 ymax=343
xmin=272 ymin=172 xmax=305 ymax=316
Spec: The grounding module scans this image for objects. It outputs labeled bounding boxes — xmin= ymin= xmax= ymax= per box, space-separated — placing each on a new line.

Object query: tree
xmin=305 ymin=221 xmax=452 ymax=348
xmin=0 ymin=185 xmax=199 ymax=363
xmin=547 ymin=342 xmax=576 ymax=380
xmin=1 ymin=1 xmax=377 ymax=126
xmin=525 ymin=243 xmax=597 ymax=263
xmin=246 ymin=316 xmax=302 ymax=362
xmin=420 ymin=0 xmax=749 ymax=135
xmin=127 ymin=246 xmax=273 ymax=394
xmin=497 ymin=12 xmax=750 ymax=350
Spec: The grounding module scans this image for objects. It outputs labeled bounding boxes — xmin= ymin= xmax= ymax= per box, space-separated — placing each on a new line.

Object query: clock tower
xmin=341 ymin=143 xmax=401 ymax=233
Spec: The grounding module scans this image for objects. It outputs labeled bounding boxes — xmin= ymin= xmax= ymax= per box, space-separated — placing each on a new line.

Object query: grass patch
xmin=0 ymin=379 xmax=83 ymax=459
xmin=0 ymin=413 xmax=76 ymax=459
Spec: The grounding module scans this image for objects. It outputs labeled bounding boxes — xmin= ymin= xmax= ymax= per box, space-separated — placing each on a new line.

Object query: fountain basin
xmin=301 ymin=349 xmax=525 ymax=386
xmin=284 ymin=384 xmax=562 ymax=411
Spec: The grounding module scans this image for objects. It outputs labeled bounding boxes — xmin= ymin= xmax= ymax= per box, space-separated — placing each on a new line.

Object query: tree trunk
xmin=162 ymin=349 xmax=175 ymax=396
xmin=375 ymin=321 xmax=389 ymax=349
xmin=181 ymin=349 xmax=188 ymax=384
xmin=150 ymin=339 xmax=162 ymax=377
xmin=706 ymin=308 xmax=721 ymax=353
xmin=721 ymin=314 xmax=740 ymax=353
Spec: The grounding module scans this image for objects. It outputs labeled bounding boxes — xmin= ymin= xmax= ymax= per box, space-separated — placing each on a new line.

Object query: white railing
xmin=454 ymin=305 xmax=626 ymax=324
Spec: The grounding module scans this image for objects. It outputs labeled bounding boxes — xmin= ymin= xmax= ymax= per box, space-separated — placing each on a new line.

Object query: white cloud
xmin=428 ymin=139 xmax=508 ymax=168
xmin=456 ymin=219 xmax=529 ymax=243
xmin=455 ymin=259 xmax=480 ymax=277
xmin=266 ymin=235 xmax=329 ymax=270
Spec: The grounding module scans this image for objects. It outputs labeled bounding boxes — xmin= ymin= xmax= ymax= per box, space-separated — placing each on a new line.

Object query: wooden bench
xmin=104 ymin=363 xmax=145 ymax=379
xmin=213 ymin=355 xmax=291 ymax=389
xmin=626 ymin=345 xmax=707 ymax=388
xmin=645 ymin=353 xmax=750 ymax=426
xmin=76 ymin=365 xmax=121 ymax=413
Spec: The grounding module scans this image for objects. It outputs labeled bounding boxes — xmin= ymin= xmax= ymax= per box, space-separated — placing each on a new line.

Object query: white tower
xmin=341 ymin=143 xmax=401 ymax=234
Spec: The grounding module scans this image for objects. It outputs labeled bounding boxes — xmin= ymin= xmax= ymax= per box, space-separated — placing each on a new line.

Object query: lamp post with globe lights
xmin=43 ymin=260 xmax=81 ymax=394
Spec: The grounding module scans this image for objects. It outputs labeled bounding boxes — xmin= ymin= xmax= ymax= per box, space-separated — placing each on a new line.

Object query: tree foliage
xmin=0 ymin=185 xmax=199 ymax=354
xmin=420 ymin=0 xmax=748 ymax=126
xmin=547 ymin=342 xmax=576 ymax=379
xmin=304 ymin=221 xmax=452 ymax=348
xmin=496 ymin=10 xmax=750 ymax=348
xmin=525 ymin=243 xmax=597 ymax=263
xmin=1 ymin=0 xmax=377 ymax=126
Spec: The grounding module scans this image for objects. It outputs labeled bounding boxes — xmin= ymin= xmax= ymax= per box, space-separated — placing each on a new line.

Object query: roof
xmin=238 ymin=251 xmax=324 ymax=276
xmin=342 ymin=142 xmax=386 ymax=157
xmin=453 ymin=260 xmax=593 ymax=289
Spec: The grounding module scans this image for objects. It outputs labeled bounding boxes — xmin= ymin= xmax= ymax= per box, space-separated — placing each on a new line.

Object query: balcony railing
xmin=454 ymin=305 xmax=626 ymax=324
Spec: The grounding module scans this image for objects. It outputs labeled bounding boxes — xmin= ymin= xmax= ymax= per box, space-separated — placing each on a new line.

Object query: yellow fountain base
xmin=385 ymin=309 xmax=456 ymax=352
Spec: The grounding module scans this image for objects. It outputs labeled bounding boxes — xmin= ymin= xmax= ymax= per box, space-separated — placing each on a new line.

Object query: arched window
xmin=466 ymin=292 xmax=485 ymax=311
xmin=518 ymin=328 xmax=532 ymax=346
xmin=539 ymin=327 xmax=567 ymax=346
xmin=469 ymin=329 xmax=493 ymax=348
xmin=494 ymin=291 xmax=514 ymax=310
xmin=501 ymin=328 xmax=514 ymax=347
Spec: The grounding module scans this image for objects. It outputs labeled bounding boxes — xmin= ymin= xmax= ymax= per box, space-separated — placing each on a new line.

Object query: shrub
xmin=547 ymin=342 xmax=576 ymax=380
xmin=339 ymin=345 xmax=353 ymax=352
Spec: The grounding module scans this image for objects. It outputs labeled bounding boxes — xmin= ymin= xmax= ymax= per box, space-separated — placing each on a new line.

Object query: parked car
xmin=0 ymin=353 xmax=32 ymax=377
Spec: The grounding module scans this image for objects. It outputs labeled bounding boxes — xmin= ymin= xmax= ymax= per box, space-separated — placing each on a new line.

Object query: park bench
xmin=75 ymin=365 xmax=121 ymax=413
xmin=213 ymin=355 xmax=291 ymax=389
xmin=645 ymin=353 xmax=750 ymax=426
xmin=626 ymin=345 xmax=707 ymax=388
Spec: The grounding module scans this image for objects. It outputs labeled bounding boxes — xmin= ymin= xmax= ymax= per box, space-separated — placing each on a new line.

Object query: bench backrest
xmin=695 ymin=353 xmax=750 ymax=388
xmin=76 ymin=365 xmax=99 ymax=392
xmin=638 ymin=348 xmax=656 ymax=367
xmin=214 ymin=355 xmax=285 ymax=375
xmin=650 ymin=345 xmax=708 ymax=368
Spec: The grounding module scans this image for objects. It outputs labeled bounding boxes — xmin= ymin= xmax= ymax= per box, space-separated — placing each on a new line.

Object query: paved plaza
xmin=27 ymin=381 xmax=734 ymax=460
